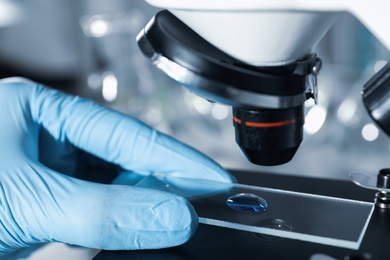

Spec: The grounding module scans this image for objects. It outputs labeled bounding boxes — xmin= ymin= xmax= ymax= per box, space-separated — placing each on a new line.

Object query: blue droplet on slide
xmin=226 ymin=193 xmax=268 ymax=213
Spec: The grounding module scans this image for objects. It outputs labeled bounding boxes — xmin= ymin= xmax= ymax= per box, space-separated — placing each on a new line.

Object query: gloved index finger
xmin=30 ymin=82 xmax=235 ymax=183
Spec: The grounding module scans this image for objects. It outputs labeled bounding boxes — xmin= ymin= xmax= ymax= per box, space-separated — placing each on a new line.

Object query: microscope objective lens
xmin=226 ymin=193 xmax=268 ymax=213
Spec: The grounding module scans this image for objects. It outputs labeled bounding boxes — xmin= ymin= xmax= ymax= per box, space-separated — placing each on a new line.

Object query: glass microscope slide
xmin=135 ymin=173 xmax=374 ymax=250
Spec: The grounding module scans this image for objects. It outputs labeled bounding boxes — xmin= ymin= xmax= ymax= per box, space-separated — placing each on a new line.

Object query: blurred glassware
xmin=0 ymin=0 xmax=26 ymax=27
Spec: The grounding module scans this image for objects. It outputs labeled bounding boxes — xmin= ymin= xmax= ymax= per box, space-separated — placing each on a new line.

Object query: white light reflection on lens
xmin=362 ymin=123 xmax=379 ymax=142
xmin=102 ymin=72 xmax=118 ymax=102
xmin=304 ymin=106 xmax=327 ymax=135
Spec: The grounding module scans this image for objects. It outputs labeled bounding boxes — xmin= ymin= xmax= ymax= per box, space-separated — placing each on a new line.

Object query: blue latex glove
xmin=0 ymin=78 xmax=235 ymax=255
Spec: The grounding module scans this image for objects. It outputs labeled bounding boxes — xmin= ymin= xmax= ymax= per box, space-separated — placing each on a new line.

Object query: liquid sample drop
xmin=226 ymin=193 xmax=268 ymax=213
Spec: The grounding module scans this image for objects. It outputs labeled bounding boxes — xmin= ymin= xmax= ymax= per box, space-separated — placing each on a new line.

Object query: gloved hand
xmin=0 ymin=77 xmax=235 ymax=255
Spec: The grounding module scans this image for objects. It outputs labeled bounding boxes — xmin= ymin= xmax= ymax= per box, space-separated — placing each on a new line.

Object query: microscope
xmin=136 ymin=0 xmax=390 ymax=167
xmin=93 ymin=1 xmax=390 ymax=259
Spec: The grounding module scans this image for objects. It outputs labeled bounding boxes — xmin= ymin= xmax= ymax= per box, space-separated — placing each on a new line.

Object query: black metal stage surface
xmin=94 ymin=170 xmax=389 ymax=260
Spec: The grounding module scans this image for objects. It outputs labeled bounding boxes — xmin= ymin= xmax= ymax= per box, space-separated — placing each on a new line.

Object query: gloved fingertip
xmin=133 ymin=191 xmax=199 ymax=249
xmin=60 ymin=185 xmax=199 ymax=250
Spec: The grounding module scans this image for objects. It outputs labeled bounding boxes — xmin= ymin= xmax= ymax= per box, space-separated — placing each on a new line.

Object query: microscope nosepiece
xmin=233 ymin=106 xmax=304 ymax=166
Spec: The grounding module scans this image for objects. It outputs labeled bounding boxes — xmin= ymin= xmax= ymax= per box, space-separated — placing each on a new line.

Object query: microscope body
xmin=142 ymin=0 xmax=390 ymax=65
xmin=137 ymin=0 xmax=390 ymax=166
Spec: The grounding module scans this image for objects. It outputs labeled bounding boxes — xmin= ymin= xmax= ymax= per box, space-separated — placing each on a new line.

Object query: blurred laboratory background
xmin=2 ymin=0 xmax=390 ymax=180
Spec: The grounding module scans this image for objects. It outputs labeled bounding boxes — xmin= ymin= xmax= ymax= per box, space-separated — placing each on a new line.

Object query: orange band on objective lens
xmin=233 ymin=116 xmax=242 ymax=124
xmin=233 ymin=114 xmax=304 ymax=128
